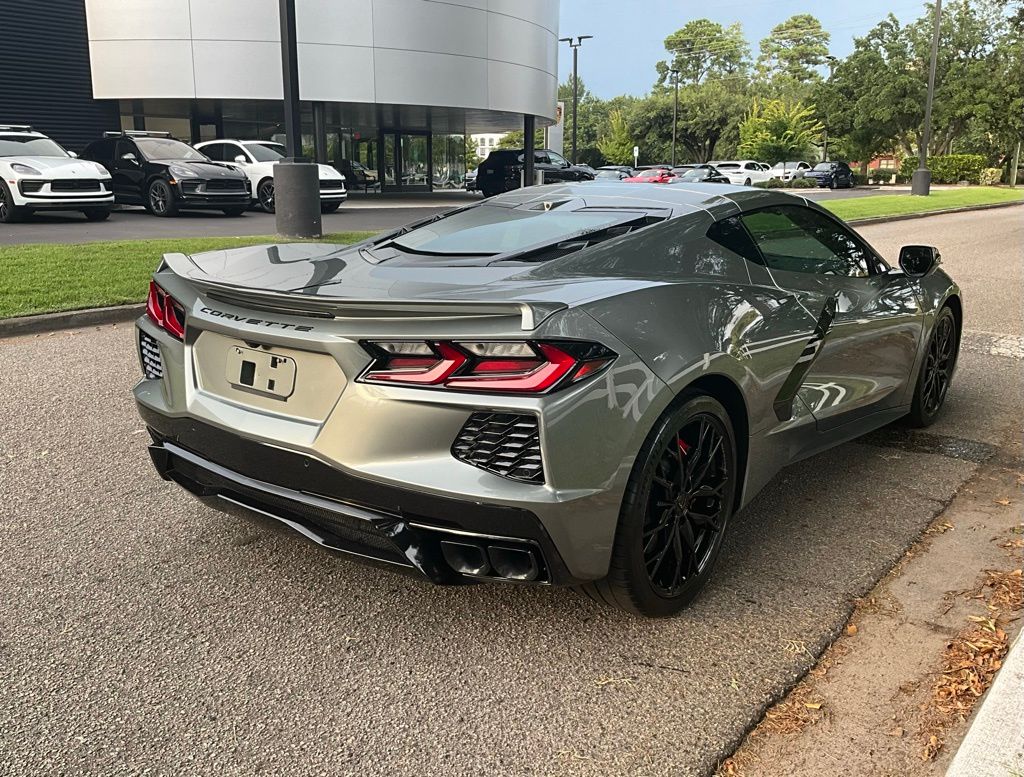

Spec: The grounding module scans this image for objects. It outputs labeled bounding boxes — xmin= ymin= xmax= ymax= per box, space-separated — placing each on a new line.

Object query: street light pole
xmin=670 ymin=69 xmax=680 ymax=167
xmin=912 ymin=0 xmax=942 ymax=196
xmin=559 ymin=35 xmax=592 ymax=165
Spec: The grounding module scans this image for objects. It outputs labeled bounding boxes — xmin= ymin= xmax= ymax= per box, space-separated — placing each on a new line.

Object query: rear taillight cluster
xmin=146 ymin=281 xmax=186 ymax=340
xmin=358 ymin=340 xmax=615 ymax=394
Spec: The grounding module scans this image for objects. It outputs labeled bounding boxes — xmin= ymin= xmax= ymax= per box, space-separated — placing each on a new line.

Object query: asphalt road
xmin=0 ymin=185 xmax=884 ymax=246
xmin=1 ymin=209 xmax=1020 ymax=776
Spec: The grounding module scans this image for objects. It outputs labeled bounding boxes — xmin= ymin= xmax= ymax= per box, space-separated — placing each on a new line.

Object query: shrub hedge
xmin=898 ymin=154 xmax=988 ymax=184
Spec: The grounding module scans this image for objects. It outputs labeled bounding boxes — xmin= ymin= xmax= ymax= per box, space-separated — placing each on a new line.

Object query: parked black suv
xmin=476 ymin=148 xmax=595 ymax=197
xmin=804 ymin=161 xmax=856 ymax=189
xmin=82 ymin=131 xmax=251 ymax=216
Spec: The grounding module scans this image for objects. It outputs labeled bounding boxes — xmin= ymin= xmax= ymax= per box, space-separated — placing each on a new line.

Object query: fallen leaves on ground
xmin=983 ymin=568 xmax=1023 ymax=612
xmin=919 ymin=566 xmax=1021 ymax=761
xmin=758 ymin=685 xmax=826 ymax=736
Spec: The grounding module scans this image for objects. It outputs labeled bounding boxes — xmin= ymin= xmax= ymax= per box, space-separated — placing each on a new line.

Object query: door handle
xmin=773 ymin=295 xmax=839 ymax=422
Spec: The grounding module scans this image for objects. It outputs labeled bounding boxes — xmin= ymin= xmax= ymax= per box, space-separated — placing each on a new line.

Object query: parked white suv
xmin=769 ymin=161 xmax=811 ymax=181
xmin=0 ymin=125 xmax=114 ymax=223
xmin=710 ymin=160 xmax=772 ymax=187
xmin=195 ymin=140 xmax=347 ymax=213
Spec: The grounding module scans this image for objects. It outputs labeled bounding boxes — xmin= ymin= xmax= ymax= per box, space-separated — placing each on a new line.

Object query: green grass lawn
xmin=0 ymin=232 xmax=373 ymax=319
xmin=823 ymin=187 xmax=1024 ymax=222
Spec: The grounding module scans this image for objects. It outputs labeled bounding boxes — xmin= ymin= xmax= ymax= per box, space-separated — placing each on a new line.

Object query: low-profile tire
xmin=146 ymin=179 xmax=179 ymax=217
xmin=579 ymin=393 xmax=738 ymax=617
xmin=0 ymin=180 xmax=25 ymax=223
xmin=257 ymin=178 xmax=275 ymax=213
xmin=221 ymin=206 xmax=247 ymax=217
xmin=320 ymin=201 xmax=342 ymax=214
xmin=906 ymin=305 xmax=959 ymax=428
xmin=82 ymin=207 xmax=111 ymax=222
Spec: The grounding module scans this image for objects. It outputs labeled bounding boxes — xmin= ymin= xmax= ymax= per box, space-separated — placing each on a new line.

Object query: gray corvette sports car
xmin=135 ymin=182 xmax=961 ymax=616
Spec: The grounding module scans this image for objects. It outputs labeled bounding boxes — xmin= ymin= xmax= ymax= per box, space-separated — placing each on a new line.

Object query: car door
xmin=740 ymin=204 xmax=924 ymax=430
xmin=545 ymin=150 xmax=573 ymax=182
xmin=113 ymin=139 xmax=145 ymax=201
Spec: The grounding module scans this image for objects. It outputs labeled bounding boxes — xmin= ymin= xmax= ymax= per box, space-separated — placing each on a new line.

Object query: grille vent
xmin=452 ymin=413 xmax=544 ymax=484
xmin=139 ymin=330 xmax=163 ymax=379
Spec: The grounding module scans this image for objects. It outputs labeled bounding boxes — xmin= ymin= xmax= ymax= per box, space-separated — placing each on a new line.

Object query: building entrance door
xmin=379 ymin=131 xmax=432 ymax=191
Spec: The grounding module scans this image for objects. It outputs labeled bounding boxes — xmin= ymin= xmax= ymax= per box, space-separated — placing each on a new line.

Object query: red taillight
xmin=146 ymin=281 xmax=186 ymax=340
xmin=359 ymin=340 xmax=615 ymax=394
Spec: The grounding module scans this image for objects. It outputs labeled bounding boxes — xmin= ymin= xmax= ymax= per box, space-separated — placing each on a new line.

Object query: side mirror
xmin=120 ymin=152 xmax=138 ymax=164
xmin=68 ymin=151 xmax=79 ymax=158
xmin=899 ymin=245 xmax=941 ymax=277
xmin=233 ymin=155 xmax=248 ymax=165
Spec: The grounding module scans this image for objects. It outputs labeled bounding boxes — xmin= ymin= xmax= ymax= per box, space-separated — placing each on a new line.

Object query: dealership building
xmin=1 ymin=0 xmax=560 ymax=191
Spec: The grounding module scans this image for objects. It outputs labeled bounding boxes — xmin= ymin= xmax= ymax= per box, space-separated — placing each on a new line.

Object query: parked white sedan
xmin=195 ymin=139 xmax=346 ymax=214
xmin=709 ymin=160 xmax=772 ymax=187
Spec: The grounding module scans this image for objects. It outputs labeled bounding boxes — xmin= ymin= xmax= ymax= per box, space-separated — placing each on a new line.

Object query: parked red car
xmin=623 ymin=168 xmax=676 ymax=184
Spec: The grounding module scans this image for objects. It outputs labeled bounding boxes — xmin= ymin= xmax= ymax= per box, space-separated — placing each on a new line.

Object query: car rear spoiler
xmin=160 ymin=252 xmax=566 ymax=331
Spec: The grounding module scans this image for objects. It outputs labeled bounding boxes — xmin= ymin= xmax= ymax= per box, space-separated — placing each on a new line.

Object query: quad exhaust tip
xmin=440 ymin=540 xmax=540 ymax=582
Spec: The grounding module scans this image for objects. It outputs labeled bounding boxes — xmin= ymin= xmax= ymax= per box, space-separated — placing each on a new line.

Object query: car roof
xmin=484 ymin=181 xmax=817 ymax=219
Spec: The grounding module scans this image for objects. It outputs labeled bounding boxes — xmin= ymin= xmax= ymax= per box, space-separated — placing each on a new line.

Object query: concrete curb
xmin=846 ymin=199 xmax=1023 ymax=227
xmin=1 ymin=199 xmax=1021 ymax=339
xmin=946 ymin=631 xmax=1024 ymax=776
xmin=0 ymin=303 xmax=142 ymax=339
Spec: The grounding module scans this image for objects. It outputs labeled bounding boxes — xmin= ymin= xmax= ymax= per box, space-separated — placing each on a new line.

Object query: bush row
xmin=897 ymin=154 xmax=989 ymax=184
xmin=753 ymin=177 xmax=819 ymax=189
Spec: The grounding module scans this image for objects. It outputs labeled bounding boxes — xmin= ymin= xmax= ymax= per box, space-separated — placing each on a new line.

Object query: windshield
xmin=0 ymin=135 xmax=69 ymax=158
xmin=389 ymin=205 xmax=635 ymax=256
xmin=246 ymin=142 xmax=286 ymax=162
xmin=813 ymin=163 xmax=835 ymax=171
xmin=677 ymin=169 xmax=707 ymax=181
xmin=135 ymin=137 xmax=207 ymax=161
xmin=637 ymin=169 xmax=666 ymax=178
xmin=595 ymin=169 xmax=622 ymax=179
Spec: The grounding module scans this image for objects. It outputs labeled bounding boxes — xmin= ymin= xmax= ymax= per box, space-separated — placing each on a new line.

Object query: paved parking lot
xmin=0 ymin=186 xmax=886 ymax=246
xmin=0 ymin=209 xmax=1020 ymax=776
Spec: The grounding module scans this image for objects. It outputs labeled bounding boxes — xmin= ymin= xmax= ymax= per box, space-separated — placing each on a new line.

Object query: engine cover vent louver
xmin=452 ymin=413 xmax=544 ymax=484
xmin=139 ymin=330 xmax=164 ymax=379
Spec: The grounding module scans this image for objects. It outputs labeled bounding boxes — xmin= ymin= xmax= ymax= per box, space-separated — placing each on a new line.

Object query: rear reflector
xmin=359 ymin=340 xmax=615 ymax=394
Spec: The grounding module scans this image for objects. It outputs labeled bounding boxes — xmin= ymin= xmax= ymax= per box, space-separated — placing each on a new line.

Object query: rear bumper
xmin=140 ymin=406 xmax=579 ymax=586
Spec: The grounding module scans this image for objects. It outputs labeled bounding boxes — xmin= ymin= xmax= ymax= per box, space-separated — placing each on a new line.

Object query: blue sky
xmin=557 ymin=0 xmax=929 ymax=98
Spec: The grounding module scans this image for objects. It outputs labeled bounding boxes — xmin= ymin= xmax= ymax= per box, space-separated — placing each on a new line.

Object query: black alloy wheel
xmin=908 ymin=306 xmax=958 ymax=427
xmin=147 ymin=179 xmax=178 ymax=217
xmin=642 ymin=412 xmax=731 ymax=597
xmin=0 ymin=181 xmax=24 ymax=223
xmin=257 ymin=178 xmax=275 ymax=213
xmin=580 ymin=394 xmax=737 ymax=617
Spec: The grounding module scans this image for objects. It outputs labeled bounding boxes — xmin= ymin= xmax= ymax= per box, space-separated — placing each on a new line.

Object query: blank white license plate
xmin=225 ymin=346 xmax=296 ymax=400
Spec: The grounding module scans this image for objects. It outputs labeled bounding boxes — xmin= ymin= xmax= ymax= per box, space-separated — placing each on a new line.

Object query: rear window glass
xmin=390 ymin=205 xmax=636 ymax=256
xmin=716 ymin=163 xmax=740 ymax=169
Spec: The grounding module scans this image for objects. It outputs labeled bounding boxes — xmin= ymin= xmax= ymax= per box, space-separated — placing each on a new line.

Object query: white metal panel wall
xmin=85 ymin=0 xmax=558 ymax=121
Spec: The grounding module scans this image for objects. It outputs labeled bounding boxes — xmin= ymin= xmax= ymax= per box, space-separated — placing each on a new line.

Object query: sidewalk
xmin=946 ymin=632 xmax=1024 ymax=776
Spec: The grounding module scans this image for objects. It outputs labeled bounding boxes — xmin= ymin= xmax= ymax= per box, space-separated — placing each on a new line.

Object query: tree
xmin=656 ymin=19 xmax=750 ymax=86
xmin=757 ymin=15 xmax=831 ymax=82
xmin=629 ymin=83 xmax=747 ymax=163
xmin=464 ymin=136 xmax=481 ymax=170
xmin=738 ymin=99 xmax=823 ymax=163
xmin=596 ymin=110 xmax=634 ymax=164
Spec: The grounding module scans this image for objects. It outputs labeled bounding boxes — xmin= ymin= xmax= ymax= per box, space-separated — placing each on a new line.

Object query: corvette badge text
xmin=200 ymin=307 xmax=314 ymax=332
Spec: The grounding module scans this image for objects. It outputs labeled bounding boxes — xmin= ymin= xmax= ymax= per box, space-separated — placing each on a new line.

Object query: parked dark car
xmin=594 ymin=165 xmax=635 ymax=180
xmin=671 ymin=164 xmax=730 ymax=184
xmin=83 ymin=131 xmax=251 ymax=216
xmin=476 ymin=148 xmax=594 ymax=197
xmin=804 ymin=161 xmax=856 ymax=189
